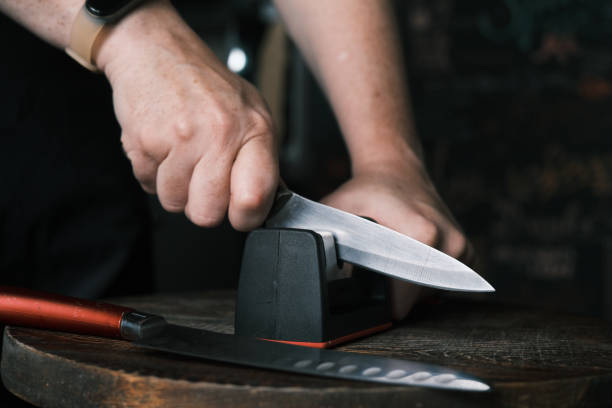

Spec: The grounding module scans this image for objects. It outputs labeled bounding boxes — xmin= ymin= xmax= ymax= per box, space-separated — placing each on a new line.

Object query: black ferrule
xmin=120 ymin=311 xmax=167 ymax=341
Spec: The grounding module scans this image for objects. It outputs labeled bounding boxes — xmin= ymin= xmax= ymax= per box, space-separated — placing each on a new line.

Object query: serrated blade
xmin=137 ymin=324 xmax=490 ymax=391
xmin=265 ymin=191 xmax=494 ymax=292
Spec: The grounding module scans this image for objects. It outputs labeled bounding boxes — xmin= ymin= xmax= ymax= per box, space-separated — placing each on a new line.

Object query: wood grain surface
xmin=2 ymin=291 xmax=611 ymax=407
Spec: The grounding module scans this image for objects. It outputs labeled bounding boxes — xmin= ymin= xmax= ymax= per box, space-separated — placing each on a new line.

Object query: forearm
xmin=0 ymin=0 xmax=192 ymax=78
xmin=273 ymin=0 xmax=422 ymax=172
xmin=0 ymin=0 xmax=82 ymax=48
xmin=275 ymin=1 xmax=470 ymax=321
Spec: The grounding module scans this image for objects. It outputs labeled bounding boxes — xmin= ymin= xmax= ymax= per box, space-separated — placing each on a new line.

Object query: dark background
xmin=153 ymin=0 xmax=612 ymax=320
xmin=2 ymin=0 xmax=612 ymax=405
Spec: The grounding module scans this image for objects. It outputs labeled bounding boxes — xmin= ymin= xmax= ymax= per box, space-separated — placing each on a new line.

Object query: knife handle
xmin=0 ymin=286 xmax=166 ymax=340
xmin=267 ymin=182 xmax=293 ymax=220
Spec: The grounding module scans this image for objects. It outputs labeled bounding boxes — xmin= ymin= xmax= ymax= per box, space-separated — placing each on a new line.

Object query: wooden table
xmin=2 ymin=291 xmax=612 ymax=407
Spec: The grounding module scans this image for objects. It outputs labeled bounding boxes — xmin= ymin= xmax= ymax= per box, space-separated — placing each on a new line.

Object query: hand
xmin=321 ymin=159 xmax=473 ymax=320
xmin=96 ymin=0 xmax=278 ymax=230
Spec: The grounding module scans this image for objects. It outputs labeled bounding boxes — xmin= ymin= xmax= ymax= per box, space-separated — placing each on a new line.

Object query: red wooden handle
xmin=0 ymin=286 xmax=133 ymax=339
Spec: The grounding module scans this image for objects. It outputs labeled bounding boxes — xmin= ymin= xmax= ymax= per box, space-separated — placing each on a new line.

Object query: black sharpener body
xmin=235 ymin=228 xmax=391 ymax=348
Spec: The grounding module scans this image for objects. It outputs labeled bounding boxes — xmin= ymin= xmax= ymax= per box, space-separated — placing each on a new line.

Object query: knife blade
xmin=0 ymin=286 xmax=490 ymax=391
xmin=265 ymin=189 xmax=494 ymax=292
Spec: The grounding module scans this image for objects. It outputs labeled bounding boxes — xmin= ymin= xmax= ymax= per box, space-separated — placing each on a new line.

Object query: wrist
xmin=94 ymin=0 xmax=180 ymax=76
xmin=349 ymin=138 xmax=426 ymax=177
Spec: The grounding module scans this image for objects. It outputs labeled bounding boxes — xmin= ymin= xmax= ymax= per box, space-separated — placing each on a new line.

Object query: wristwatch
xmin=65 ymin=0 xmax=147 ymax=72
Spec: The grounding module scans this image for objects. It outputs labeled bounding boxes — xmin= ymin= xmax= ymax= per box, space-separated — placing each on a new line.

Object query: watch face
xmin=86 ymin=0 xmax=134 ymax=18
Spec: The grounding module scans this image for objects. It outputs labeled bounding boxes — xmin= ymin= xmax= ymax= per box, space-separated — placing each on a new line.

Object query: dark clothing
xmin=0 ymin=15 xmax=152 ymax=298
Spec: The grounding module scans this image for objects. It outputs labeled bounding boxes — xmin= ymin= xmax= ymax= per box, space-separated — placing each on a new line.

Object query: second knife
xmin=0 ymin=286 xmax=490 ymax=391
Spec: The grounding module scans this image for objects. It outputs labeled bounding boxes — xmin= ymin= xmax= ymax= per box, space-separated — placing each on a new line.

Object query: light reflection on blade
xmin=265 ymin=192 xmax=494 ymax=292
xmin=137 ymin=324 xmax=491 ymax=391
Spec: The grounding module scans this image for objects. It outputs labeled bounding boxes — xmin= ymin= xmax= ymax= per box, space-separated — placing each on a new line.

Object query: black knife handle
xmin=267 ymin=183 xmax=293 ymax=220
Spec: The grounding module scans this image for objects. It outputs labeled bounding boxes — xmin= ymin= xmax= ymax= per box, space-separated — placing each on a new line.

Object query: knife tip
xmin=480 ymin=279 xmax=495 ymax=293
xmin=464 ymin=265 xmax=495 ymax=292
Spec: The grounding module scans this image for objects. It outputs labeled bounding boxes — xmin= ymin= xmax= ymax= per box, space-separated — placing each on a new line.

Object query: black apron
xmin=0 ymin=15 xmax=152 ymax=298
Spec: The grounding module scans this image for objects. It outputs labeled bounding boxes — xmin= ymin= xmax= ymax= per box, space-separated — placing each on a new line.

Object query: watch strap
xmin=65 ymin=5 xmax=106 ymax=72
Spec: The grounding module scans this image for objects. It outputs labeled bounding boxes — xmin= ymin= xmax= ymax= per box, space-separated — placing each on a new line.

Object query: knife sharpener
xmin=235 ymin=228 xmax=392 ymax=348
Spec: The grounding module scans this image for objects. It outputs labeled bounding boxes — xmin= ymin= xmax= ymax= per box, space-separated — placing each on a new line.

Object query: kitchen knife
xmin=266 ymin=188 xmax=494 ymax=293
xmin=0 ymin=286 xmax=490 ymax=391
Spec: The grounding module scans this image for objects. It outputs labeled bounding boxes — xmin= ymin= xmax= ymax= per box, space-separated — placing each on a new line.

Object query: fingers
xmin=391 ymin=220 xmax=473 ymax=320
xmin=389 ymin=280 xmax=421 ymax=321
xmin=122 ymin=143 xmax=159 ymax=194
xmin=228 ymin=135 xmax=279 ymax=231
xmin=156 ymin=147 xmax=198 ymax=212
xmin=408 ymin=214 xmax=442 ymax=249
xmin=123 ymin=126 xmax=277 ymax=229
xmin=462 ymin=240 xmax=476 ymax=267
xmin=401 ymin=213 xmax=472 ymax=266
xmin=184 ymin=133 xmax=278 ymax=230
xmin=320 ymin=173 xmax=476 ymax=322
xmin=184 ymin=152 xmax=233 ymax=228
xmin=375 ymin=206 xmax=473 ymax=321
xmin=438 ymin=226 xmax=475 ymax=267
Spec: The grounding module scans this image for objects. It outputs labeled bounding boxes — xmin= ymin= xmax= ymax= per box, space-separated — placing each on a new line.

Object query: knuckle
xmin=172 ymin=116 xmax=196 ymax=142
xmin=233 ymin=190 xmax=268 ymax=214
xmin=213 ymin=111 xmax=237 ymax=137
xmin=136 ymin=130 xmax=168 ymax=161
xmin=120 ymin=130 xmax=135 ymax=146
xmin=120 ymin=134 xmax=130 ymax=152
xmin=412 ymin=216 xmax=440 ymax=247
xmin=122 ymin=128 xmax=144 ymax=148
xmin=127 ymin=150 xmax=155 ymax=169
xmin=121 ymin=139 xmax=139 ymax=161
xmin=128 ymin=154 xmax=155 ymax=180
xmin=126 ymin=150 xmax=145 ymax=166
xmin=248 ymin=110 xmax=273 ymax=135
xmin=123 ymin=148 xmax=138 ymax=164
xmin=447 ymin=232 xmax=468 ymax=258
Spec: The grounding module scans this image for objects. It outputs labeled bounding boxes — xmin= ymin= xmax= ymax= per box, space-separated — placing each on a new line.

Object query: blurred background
xmin=150 ymin=0 xmax=612 ymax=321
